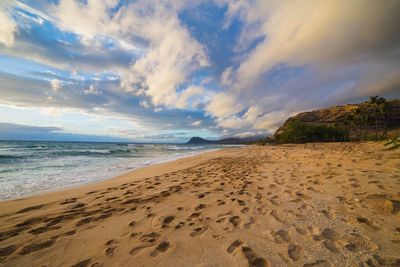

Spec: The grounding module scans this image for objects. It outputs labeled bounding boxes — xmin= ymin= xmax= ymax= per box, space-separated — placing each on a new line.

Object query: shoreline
xmin=0 ymin=147 xmax=232 ymax=213
xmin=0 ymin=142 xmax=399 ymax=267
xmin=0 ymin=146 xmax=227 ymax=203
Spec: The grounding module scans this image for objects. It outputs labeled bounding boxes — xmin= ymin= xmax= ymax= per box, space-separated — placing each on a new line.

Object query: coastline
xmin=0 ymin=142 xmax=399 ymax=267
xmin=0 ymin=147 xmax=231 ymax=213
xmin=0 ymin=145 xmax=229 ymax=203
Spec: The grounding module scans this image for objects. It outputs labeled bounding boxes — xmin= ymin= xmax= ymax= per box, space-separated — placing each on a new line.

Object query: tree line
xmin=343 ymin=95 xmax=392 ymax=140
xmin=275 ymin=96 xmax=394 ymax=143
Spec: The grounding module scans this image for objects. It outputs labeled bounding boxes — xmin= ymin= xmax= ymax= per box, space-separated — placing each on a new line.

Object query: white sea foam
xmin=0 ymin=141 xmax=233 ymax=200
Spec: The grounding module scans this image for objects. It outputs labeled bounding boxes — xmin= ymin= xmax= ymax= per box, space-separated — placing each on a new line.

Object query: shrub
xmin=276 ymin=121 xmax=348 ymax=143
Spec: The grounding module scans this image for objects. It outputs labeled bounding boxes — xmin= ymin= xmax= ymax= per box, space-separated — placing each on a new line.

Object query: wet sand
xmin=0 ymin=142 xmax=399 ymax=266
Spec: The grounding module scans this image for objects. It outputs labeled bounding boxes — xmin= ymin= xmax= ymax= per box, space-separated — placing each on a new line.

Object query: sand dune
xmin=0 ymin=142 xmax=399 ymax=266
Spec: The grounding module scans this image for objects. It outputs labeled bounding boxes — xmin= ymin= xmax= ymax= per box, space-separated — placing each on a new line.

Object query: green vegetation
xmin=275 ymin=121 xmax=348 ymax=143
xmin=368 ymin=95 xmax=393 ymax=139
xmin=274 ymin=96 xmax=397 ymax=144
xmin=350 ymin=107 xmax=370 ymax=140
xmin=382 ymin=137 xmax=400 ymax=150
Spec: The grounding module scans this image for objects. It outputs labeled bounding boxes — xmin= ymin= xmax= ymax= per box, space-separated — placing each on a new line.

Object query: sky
xmin=0 ymin=0 xmax=399 ymax=142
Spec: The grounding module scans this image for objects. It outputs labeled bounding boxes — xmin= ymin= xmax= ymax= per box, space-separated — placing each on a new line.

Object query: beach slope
xmin=0 ymin=143 xmax=399 ymax=266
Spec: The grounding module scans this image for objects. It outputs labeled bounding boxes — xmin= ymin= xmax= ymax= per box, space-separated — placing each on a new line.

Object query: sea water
xmin=0 ymin=140 xmax=231 ymax=200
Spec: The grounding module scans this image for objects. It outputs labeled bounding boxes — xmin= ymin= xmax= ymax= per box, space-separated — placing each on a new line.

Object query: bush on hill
xmin=275 ymin=121 xmax=348 ymax=143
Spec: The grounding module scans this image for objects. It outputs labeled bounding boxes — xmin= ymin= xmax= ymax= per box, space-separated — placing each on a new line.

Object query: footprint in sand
xmin=294 ymin=227 xmax=307 ymax=235
xmin=17 ymin=205 xmax=45 ymax=214
xmin=76 ymin=216 xmax=94 ymax=227
xmin=175 ymin=221 xmax=185 ymax=229
xmin=162 ymin=216 xmax=175 ymax=228
xmin=19 ymin=239 xmax=55 ymax=255
xmin=320 ymin=228 xmax=339 ymax=241
xmin=70 ymin=258 xmax=92 ymax=267
xmin=323 ymin=240 xmax=338 ymax=253
xmin=195 ymin=204 xmax=207 ymax=211
xmin=67 ymin=202 xmax=85 ymax=210
xmin=370 ymin=254 xmax=400 ymax=266
xmin=190 ymin=226 xmax=208 ymax=237
xmin=0 ymin=245 xmax=17 ymax=257
xmin=237 ymin=199 xmax=246 ymax=206
xmin=190 ymin=212 xmax=202 ymax=219
xmin=241 ymin=246 xmax=267 ymax=267
xmin=104 ymin=240 xmax=118 ymax=257
xmin=28 ymin=225 xmax=61 ymax=235
xmin=217 ymin=200 xmax=226 ymax=206
xmin=343 ymin=233 xmax=379 ymax=253
xmin=229 ymin=216 xmax=241 ymax=227
xmin=150 ymin=241 xmax=170 ymax=257
xmin=197 ymin=193 xmax=206 ymax=199
xmin=130 ymin=232 xmax=140 ymax=238
xmin=227 ymin=239 xmax=243 ymax=253
xmin=272 ymin=229 xmax=290 ymax=243
xmin=288 ymin=243 xmax=302 ymax=261
xmin=270 ymin=210 xmax=286 ymax=223
xmin=140 ymin=232 xmax=160 ymax=243
xmin=241 ymin=207 xmax=249 ymax=214
xmin=356 ymin=216 xmax=380 ymax=230
xmin=244 ymin=217 xmax=255 ymax=229
xmin=129 ymin=244 xmax=155 ymax=256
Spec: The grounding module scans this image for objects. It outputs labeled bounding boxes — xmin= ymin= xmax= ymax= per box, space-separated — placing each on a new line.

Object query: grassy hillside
xmin=274 ymin=97 xmax=400 ymax=143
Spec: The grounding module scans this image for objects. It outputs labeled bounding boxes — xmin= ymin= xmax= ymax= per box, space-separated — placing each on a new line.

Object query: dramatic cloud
xmin=211 ymin=0 xmax=400 ymax=131
xmin=206 ymin=92 xmax=243 ymax=118
xmin=232 ymin=0 xmax=400 ymax=89
xmin=0 ymin=0 xmax=399 ymax=141
xmin=117 ymin=1 xmax=209 ymax=109
xmin=0 ymin=1 xmax=16 ymax=47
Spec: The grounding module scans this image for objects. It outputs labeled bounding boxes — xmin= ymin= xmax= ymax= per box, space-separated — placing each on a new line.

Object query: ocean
xmin=0 ymin=140 xmax=231 ymax=200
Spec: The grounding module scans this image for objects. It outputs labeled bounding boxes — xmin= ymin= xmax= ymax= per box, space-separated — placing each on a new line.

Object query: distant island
xmin=186 ymin=136 xmax=262 ymax=144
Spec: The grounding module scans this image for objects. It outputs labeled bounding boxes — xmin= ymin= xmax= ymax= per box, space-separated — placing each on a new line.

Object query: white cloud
xmin=140 ymin=100 xmax=149 ymax=109
xmin=191 ymin=120 xmax=202 ymax=126
xmin=214 ymin=106 xmax=291 ymax=133
xmin=211 ymin=0 xmax=400 ymax=133
xmin=3 ymin=0 xmax=400 ymax=139
xmin=230 ymin=1 xmax=400 ymax=91
xmin=15 ymin=1 xmax=54 ymax=24
xmin=220 ymin=67 xmax=234 ymax=86
xmin=16 ymin=10 xmax=44 ymax=26
xmin=53 ymin=0 xmax=136 ymax=50
xmin=83 ymin=84 xmax=101 ymax=95
xmin=0 ymin=1 xmax=17 ymax=47
xmin=39 ymin=107 xmax=64 ymax=117
xmin=52 ymin=0 xmax=209 ymax=110
xmin=206 ymin=92 xmax=243 ymax=118
xmin=176 ymin=86 xmax=205 ymax=109
xmin=50 ymin=79 xmax=61 ymax=92
xmin=118 ymin=1 xmax=209 ymax=108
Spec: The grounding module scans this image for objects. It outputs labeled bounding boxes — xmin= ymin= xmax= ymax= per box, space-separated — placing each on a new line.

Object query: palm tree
xmin=369 ymin=96 xmax=386 ymax=140
xmin=360 ymin=114 xmax=370 ymax=140
xmin=351 ymin=107 xmax=361 ymax=140
xmin=339 ymin=114 xmax=352 ymax=141
xmin=379 ymin=101 xmax=392 ymax=139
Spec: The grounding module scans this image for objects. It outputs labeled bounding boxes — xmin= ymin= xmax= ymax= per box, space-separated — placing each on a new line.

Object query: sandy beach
xmin=0 ymin=142 xmax=399 ymax=267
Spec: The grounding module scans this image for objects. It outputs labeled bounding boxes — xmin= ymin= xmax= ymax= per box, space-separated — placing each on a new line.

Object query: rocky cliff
xmin=274 ymin=99 xmax=400 ymax=139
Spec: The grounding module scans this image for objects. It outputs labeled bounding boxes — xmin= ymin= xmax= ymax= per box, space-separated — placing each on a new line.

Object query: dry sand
xmin=0 ymin=142 xmax=399 ymax=267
